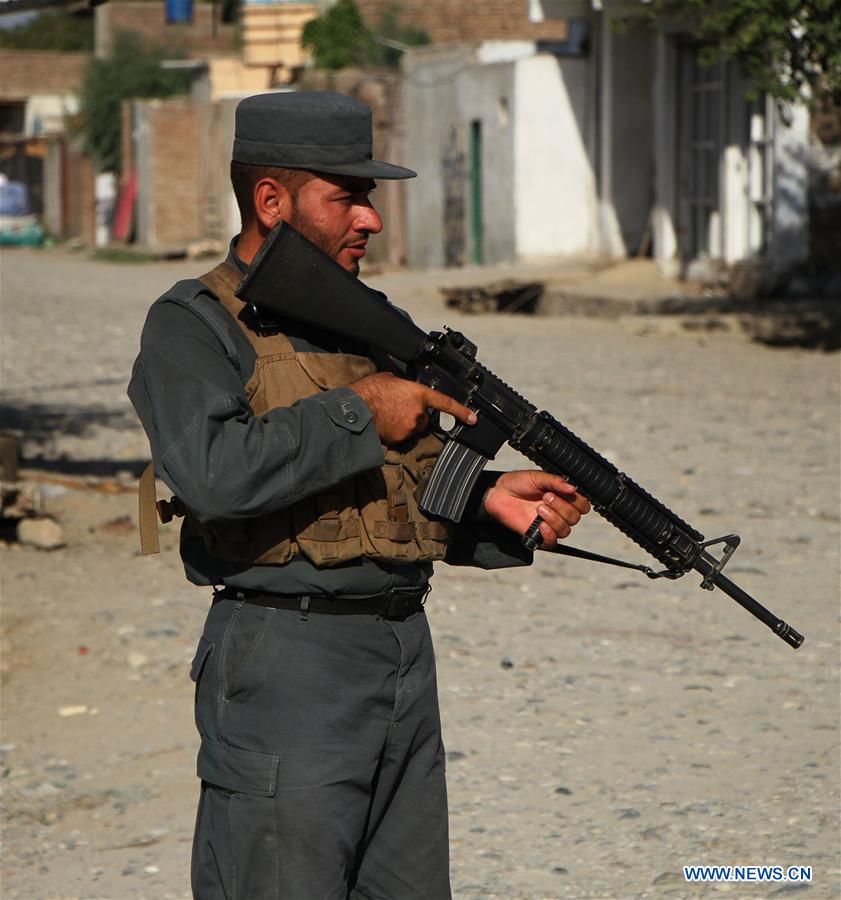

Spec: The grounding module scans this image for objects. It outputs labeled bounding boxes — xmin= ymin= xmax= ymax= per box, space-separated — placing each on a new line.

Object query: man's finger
xmin=537 ymin=501 xmax=578 ymax=534
xmin=528 ymin=472 xmax=576 ymax=495
xmin=423 ymin=388 xmax=477 ymax=425
xmin=544 ymin=490 xmax=591 ymax=516
xmin=538 ymin=517 xmax=570 ymax=546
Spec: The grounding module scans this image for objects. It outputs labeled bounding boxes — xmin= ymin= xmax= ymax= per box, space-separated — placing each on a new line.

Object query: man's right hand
xmin=349 ymin=372 xmax=477 ymax=445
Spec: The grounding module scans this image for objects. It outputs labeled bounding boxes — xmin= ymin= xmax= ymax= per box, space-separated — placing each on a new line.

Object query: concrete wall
xmin=207 ymin=58 xmax=275 ymax=101
xmin=403 ymin=46 xmax=516 ymax=268
xmin=404 ymin=44 xmax=600 ymax=266
xmin=651 ymin=31 xmax=679 ymax=272
xmin=771 ymin=103 xmax=810 ymax=269
xmin=24 ymin=94 xmax=79 ymax=137
xmin=513 ymin=54 xmax=598 ymax=258
xmin=43 ymin=139 xmax=63 ymax=237
xmin=199 ymin=94 xmax=240 ymax=244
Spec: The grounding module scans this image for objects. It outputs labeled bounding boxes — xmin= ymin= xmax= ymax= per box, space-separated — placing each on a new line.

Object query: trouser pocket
xmin=192 ymin=736 xmax=280 ymax=900
xmin=189 ymin=635 xmax=214 ymax=738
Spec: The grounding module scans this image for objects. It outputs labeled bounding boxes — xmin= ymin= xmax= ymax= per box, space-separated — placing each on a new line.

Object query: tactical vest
xmin=143 ymin=261 xmax=450 ymax=567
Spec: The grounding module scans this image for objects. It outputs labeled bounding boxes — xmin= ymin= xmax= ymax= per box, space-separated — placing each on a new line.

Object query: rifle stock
xmin=237 ymin=222 xmax=428 ymax=362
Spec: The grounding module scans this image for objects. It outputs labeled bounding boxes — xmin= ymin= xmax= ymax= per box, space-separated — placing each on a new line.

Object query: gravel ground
xmin=1 ymin=247 xmax=839 ymax=899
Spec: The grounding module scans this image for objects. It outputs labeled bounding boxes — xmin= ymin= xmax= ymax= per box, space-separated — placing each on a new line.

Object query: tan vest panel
xmin=182 ymin=262 xmax=450 ymax=567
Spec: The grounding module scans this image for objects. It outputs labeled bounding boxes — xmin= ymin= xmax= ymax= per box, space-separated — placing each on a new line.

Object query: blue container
xmin=165 ymin=0 xmax=193 ymax=24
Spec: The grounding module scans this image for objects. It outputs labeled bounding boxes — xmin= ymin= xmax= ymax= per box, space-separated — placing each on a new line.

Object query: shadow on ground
xmin=456 ymin=281 xmax=841 ymax=353
xmin=0 ymin=402 xmax=147 ymax=478
xmin=647 ymin=296 xmax=839 ymax=351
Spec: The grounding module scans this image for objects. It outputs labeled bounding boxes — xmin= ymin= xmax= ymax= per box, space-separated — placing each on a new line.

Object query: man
xmin=129 ymin=91 xmax=589 ymax=900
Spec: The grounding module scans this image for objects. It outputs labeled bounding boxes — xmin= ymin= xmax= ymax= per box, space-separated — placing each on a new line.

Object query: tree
xmin=301 ymin=0 xmax=371 ymax=71
xmin=653 ymin=0 xmax=841 ymax=107
xmin=301 ymin=0 xmax=429 ymax=71
xmin=365 ymin=2 xmax=430 ymax=68
xmin=0 ymin=10 xmax=93 ymax=52
xmin=76 ymin=32 xmax=191 ymax=174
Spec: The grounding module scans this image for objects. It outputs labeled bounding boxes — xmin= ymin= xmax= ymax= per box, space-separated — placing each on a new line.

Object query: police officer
xmin=129 ymin=91 xmax=588 ymax=900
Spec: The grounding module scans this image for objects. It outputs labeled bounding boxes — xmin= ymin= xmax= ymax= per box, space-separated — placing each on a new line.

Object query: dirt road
xmin=2 ymin=248 xmax=839 ymax=899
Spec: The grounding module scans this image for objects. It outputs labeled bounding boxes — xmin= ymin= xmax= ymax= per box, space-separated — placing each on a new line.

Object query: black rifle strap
xmin=541 ymin=542 xmax=657 ymax=577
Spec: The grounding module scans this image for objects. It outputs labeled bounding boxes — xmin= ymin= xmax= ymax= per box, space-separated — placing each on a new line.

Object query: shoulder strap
xmin=162 ymin=276 xmax=247 ymax=381
xmin=138 ymin=270 xmax=249 ymax=555
xmin=199 ymin=262 xmax=294 ymax=356
xmin=138 ymin=463 xmax=160 ymax=555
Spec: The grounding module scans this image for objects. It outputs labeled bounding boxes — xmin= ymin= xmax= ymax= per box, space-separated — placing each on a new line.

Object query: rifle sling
xmin=542 ymin=542 xmax=655 ymax=576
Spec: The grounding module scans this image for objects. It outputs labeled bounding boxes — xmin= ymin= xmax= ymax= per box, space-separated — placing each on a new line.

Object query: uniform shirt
xmin=128 ymin=239 xmax=531 ymax=596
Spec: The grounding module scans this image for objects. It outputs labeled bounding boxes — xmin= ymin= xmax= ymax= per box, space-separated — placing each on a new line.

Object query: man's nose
xmin=355 ymin=202 xmax=383 ymax=235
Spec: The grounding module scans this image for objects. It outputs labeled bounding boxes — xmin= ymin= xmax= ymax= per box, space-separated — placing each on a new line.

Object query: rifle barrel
xmin=693 ymin=557 xmax=804 ymax=648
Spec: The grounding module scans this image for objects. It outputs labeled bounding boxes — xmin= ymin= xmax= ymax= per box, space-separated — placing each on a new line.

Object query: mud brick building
xmin=94 ymin=0 xmax=238 ymax=57
xmin=355 ymin=0 xmax=571 ymax=43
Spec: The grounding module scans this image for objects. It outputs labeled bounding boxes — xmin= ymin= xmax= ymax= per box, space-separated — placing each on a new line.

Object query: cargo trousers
xmin=189 ymin=596 xmax=451 ymax=900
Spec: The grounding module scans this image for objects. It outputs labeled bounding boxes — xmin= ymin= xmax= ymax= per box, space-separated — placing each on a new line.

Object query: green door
xmin=469 ymin=119 xmax=483 ymax=265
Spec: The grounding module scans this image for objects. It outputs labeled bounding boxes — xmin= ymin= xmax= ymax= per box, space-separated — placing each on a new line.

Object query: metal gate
xmin=678 ymin=48 xmax=724 ymax=261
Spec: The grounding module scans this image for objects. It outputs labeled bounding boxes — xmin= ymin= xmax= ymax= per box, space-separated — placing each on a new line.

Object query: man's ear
xmin=253 ymin=178 xmax=293 ymax=231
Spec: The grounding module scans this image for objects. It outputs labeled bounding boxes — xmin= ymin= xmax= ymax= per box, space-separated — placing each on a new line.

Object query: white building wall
xmin=595 ymin=6 xmax=625 ymax=257
xmin=721 ymin=140 xmax=747 ymax=264
xmin=513 ymin=54 xmax=598 ymax=257
xmin=651 ymin=31 xmax=679 ymax=273
xmin=403 ymin=46 xmax=517 ymax=268
xmin=24 ymin=95 xmax=78 ymax=136
xmin=770 ymin=103 xmax=810 ymax=269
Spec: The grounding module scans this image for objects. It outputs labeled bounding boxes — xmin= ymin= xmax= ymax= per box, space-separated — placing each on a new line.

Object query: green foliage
xmin=301 ymin=0 xmax=371 ymax=71
xmin=77 ymin=32 xmax=191 ymax=174
xmin=653 ymin=0 xmax=841 ymax=107
xmin=90 ymin=246 xmax=157 ymax=263
xmin=366 ymin=1 xmax=430 ymax=68
xmin=0 ymin=10 xmax=93 ymax=51
xmin=301 ymin=0 xmax=429 ymax=70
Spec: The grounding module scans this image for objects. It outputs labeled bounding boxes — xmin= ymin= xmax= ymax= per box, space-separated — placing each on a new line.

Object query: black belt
xmin=213 ymin=586 xmax=430 ymax=621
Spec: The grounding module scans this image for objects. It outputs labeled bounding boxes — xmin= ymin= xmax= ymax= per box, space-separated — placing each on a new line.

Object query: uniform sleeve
xmin=445 ymin=471 xmax=534 ymax=569
xmin=128 ymin=300 xmax=384 ymax=522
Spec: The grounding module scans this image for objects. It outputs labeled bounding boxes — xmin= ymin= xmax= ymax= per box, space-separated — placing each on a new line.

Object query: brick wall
xmin=355 ymin=0 xmax=568 ymax=44
xmin=0 ymin=52 xmax=88 ymax=99
xmin=137 ymin=96 xmax=202 ymax=249
xmin=65 ymin=142 xmax=96 ymax=245
xmin=97 ymin=1 xmax=236 ymax=57
xmin=121 ymin=100 xmax=134 ymax=188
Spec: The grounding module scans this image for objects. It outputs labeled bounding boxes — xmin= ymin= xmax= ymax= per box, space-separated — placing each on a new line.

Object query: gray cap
xmin=232 ymin=90 xmax=416 ymax=180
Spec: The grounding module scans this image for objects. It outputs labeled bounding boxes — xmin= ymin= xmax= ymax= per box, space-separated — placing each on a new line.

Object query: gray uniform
xmin=128 ymin=242 xmax=531 ymax=899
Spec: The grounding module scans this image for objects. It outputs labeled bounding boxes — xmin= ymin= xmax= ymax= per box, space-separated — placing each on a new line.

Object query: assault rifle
xmin=236 ymin=222 xmax=804 ymax=650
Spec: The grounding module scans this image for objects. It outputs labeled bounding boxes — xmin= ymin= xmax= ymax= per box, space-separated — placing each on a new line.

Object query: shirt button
xmin=344 ymin=410 xmax=359 ymax=424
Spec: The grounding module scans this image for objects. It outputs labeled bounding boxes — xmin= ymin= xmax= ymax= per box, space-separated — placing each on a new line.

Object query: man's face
xmin=285 ymin=173 xmax=383 ymax=276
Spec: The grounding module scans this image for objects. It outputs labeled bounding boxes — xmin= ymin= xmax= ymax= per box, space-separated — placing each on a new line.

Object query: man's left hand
xmin=483 ymin=471 xmax=590 ymax=549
